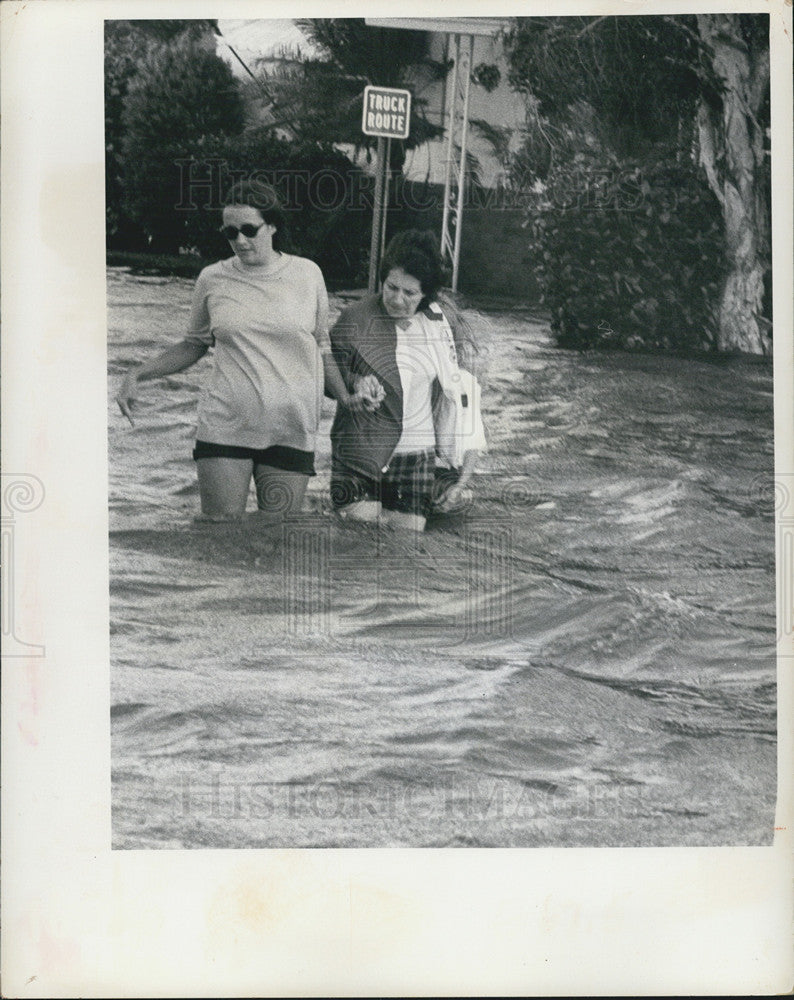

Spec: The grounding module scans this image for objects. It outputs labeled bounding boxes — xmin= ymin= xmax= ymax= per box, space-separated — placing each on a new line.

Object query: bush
xmin=116 ymin=35 xmax=372 ymax=280
xmin=120 ymin=33 xmax=246 ymax=252
xmin=526 ymin=157 xmax=724 ymax=351
xmin=268 ymin=141 xmax=372 ymax=287
xmin=152 ymin=129 xmax=372 ymax=285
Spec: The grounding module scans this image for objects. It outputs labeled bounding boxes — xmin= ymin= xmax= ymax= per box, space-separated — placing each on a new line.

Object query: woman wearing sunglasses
xmin=116 ymin=180 xmax=357 ymax=520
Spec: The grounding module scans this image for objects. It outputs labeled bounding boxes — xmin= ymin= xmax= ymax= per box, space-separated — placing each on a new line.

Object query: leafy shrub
xmin=525 ymin=157 xmax=724 ymax=351
xmin=149 ymin=129 xmax=372 ymax=285
xmin=114 ymin=24 xmax=372 ymax=282
xmin=268 ymin=142 xmax=372 ymax=286
xmin=120 ymin=33 xmax=246 ymax=253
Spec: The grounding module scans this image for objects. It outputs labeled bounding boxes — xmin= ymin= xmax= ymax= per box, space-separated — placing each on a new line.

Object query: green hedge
xmin=526 ymin=158 xmax=724 ymax=351
xmin=117 ymin=126 xmax=372 ymax=285
xmin=106 ymin=250 xmax=210 ymax=278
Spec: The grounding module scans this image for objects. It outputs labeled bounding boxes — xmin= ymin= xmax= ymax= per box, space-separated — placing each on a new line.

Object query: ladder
xmin=440 ymin=33 xmax=474 ymax=293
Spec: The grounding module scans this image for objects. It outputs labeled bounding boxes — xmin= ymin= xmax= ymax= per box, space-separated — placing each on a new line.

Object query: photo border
xmin=2 ymin=1 xmax=792 ymax=995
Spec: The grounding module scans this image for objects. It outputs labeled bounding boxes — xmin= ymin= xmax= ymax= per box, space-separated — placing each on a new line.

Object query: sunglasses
xmin=219 ymin=222 xmax=267 ymax=241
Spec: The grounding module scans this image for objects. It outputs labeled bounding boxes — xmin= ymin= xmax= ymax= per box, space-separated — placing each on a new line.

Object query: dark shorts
xmin=331 ymin=449 xmax=436 ymax=518
xmin=192 ymin=440 xmax=316 ymax=476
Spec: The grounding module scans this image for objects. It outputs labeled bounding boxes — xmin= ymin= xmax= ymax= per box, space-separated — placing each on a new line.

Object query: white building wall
xmin=403 ymin=30 xmax=527 ymax=190
xmin=215 ymin=19 xmax=527 ymax=190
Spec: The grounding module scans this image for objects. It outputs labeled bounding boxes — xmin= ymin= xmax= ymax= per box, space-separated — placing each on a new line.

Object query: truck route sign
xmin=361 ymin=86 xmax=411 ymax=140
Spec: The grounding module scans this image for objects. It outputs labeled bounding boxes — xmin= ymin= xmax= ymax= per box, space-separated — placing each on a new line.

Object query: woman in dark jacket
xmin=330 ymin=230 xmax=486 ymax=532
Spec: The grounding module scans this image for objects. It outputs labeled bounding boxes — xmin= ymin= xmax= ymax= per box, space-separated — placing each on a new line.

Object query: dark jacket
xmin=330 ymin=293 xmax=486 ymax=479
xmin=331 ymin=292 xmax=457 ymax=478
xmin=330 ymin=293 xmax=407 ymax=477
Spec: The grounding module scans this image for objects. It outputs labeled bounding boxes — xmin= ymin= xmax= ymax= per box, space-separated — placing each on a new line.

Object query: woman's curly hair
xmin=380 ymin=229 xmax=445 ymax=309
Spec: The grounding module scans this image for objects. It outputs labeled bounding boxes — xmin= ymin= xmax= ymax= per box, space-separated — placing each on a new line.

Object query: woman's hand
xmin=115 ymin=340 xmax=208 ymax=427
xmin=432 ymin=468 xmax=474 ymax=513
xmin=116 ymin=370 xmax=140 ymax=426
xmin=352 ymin=374 xmax=386 ymax=412
xmin=433 ymin=482 xmax=468 ymax=513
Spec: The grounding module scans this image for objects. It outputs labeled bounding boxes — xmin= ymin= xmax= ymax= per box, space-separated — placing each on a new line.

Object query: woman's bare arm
xmin=322 ymin=352 xmax=374 ymax=411
xmin=116 ymin=339 xmax=209 ymax=425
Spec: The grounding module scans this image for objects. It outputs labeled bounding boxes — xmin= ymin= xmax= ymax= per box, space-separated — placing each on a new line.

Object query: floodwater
xmin=108 ymin=267 xmax=777 ymax=848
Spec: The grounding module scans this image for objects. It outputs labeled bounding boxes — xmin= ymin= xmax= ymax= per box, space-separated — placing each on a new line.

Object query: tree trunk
xmin=695 ymin=14 xmax=770 ymax=354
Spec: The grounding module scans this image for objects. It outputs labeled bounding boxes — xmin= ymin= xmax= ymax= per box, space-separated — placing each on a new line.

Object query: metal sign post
xmin=365 ymin=19 xmax=506 ymax=296
xmin=367 ymin=137 xmax=386 ymax=294
xmin=379 ymin=136 xmax=392 ymax=267
xmin=362 ymin=86 xmax=411 ymax=292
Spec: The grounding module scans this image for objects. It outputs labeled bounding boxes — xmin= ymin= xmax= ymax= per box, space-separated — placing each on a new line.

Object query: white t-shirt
xmin=184 ymin=254 xmax=329 ymax=451
xmin=393 ymin=316 xmax=438 ymax=455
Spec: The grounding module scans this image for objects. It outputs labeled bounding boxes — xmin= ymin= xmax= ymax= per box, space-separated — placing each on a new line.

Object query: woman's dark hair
xmin=222 ymin=179 xmax=287 ymax=251
xmin=380 ymin=229 xmax=445 ymax=308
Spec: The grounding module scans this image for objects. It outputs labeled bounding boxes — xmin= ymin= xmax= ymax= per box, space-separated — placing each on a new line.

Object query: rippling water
xmin=108 ymin=268 xmax=776 ymax=848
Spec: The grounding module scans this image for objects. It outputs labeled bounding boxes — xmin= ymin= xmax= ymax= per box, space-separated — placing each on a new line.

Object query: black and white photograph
xmin=2 ymin=1 xmax=792 ymax=996
xmin=107 ymin=13 xmax=778 ymax=850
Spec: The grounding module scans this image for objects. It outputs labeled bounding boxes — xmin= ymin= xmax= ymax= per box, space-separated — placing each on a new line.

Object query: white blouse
xmin=393 ymin=316 xmax=438 ymax=454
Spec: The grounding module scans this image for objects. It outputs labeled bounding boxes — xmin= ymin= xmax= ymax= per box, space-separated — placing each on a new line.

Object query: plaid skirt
xmin=331 ymin=448 xmax=436 ymax=517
